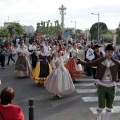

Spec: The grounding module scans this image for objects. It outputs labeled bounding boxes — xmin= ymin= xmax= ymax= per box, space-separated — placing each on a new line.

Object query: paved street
xmin=0 ymin=58 xmax=120 ymax=120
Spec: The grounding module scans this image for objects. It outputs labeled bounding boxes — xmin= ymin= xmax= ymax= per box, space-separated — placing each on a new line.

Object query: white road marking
xmin=75 ymin=82 xmax=120 ymax=87
xmin=75 ymin=79 xmax=98 ymax=82
xmin=82 ymin=96 xmax=120 ymax=102
xmin=76 ymin=88 xmax=120 ymax=93
xmin=76 ymin=89 xmax=97 ymax=93
xmin=75 ymin=83 xmax=94 ymax=87
xmin=90 ymin=106 xmax=120 ymax=114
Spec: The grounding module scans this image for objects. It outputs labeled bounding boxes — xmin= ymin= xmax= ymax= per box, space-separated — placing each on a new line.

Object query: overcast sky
xmin=0 ymin=0 xmax=120 ymax=30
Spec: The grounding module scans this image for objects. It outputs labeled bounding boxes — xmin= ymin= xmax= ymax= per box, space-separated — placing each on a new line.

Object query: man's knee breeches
xmin=98 ymin=84 xmax=115 ymax=109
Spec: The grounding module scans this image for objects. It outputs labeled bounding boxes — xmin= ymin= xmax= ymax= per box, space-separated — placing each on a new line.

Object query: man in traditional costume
xmin=77 ymin=44 xmax=120 ymax=120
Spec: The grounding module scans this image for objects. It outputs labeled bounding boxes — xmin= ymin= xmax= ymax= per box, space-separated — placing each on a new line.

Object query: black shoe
xmin=53 ymin=95 xmax=57 ymax=98
xmin=2 ymin=67 xmax=4 ymax=69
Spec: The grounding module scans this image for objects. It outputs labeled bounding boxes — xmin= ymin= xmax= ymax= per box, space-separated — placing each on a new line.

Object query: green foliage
xmin=69 ymin=29 xmax=83 ymax=39
xmin=116 ymin=28 xmax=120 ymax=37
xmin=76 ymin=29 xmax=83 ymax=34
xmin=36 ymin=20 xmax=61 ymax=36
xmin=116 ymin=23 xmax=120 ymax=44
xmin=90 ymin=22 xmax=108 ymax=39
xmin=101 ymin=30 xmax=113 ymax=43
xmin=0 ymin=28 xmax=10 ymax=37
xmin=7 ymin=23 xmax=24 ymax=36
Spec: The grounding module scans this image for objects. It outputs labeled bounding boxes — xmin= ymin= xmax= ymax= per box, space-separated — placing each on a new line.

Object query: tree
xmin=116 ymin=23 xmax=120 ymax=44
xmin=101 ymin=30 xmax=113 ymax=43
xmin=116 ymin=28 xmax=120 ymax=37
xmin=90 ymin=22 xmax=108 ymax=39
xmin=36 ymin=20 xmax=61 ymax=36
xmin=0 ymin=28 xmax=10 ymax=37
xmin=116 ymin=22 xmax=120 ymax=37
xmin=7 ymin=23 xmax=24 ymax=36
xmin=76 ymin=29 xmax=83 ymax=34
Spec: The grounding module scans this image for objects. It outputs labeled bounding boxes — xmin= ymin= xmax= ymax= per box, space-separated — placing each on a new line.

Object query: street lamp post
xmin=59 ymin=4 xmax=67 ymax=39
xmin=71 ymin=21 xmax=76 ymax=40
xmin=91 ymin=12 xmax=100 ymax=42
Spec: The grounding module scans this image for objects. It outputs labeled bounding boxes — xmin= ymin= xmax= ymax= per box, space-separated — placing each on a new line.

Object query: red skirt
xmin=65 ymin=58 xmax=82 ymax=79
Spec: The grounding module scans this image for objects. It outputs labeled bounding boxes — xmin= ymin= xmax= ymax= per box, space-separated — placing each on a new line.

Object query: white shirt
xmin=29 ymin=44 xmax=37 ymax=51
xmin=16 ymin=47 xmax=29 ymax=56
xmin=17 ymin=45 xmax=27 ymax=49
xmin=86 ymin=48 xmax=95 ymax=61
xmin=16 ymin=39 xmax=20 ymax=46
xmin=44 ymin=45 xmax=51 ymax=52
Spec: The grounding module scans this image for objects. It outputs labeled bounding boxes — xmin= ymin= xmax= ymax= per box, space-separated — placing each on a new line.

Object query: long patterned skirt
xmin=30 ymin=61 xmax=52 ymax=84
xmin=14 ymin=56 xmax=32 ymax=77
xmin=44 ymin=68 xmax=75 ymax=94
xmin=65 ymin=58 xmax=83 ymax=80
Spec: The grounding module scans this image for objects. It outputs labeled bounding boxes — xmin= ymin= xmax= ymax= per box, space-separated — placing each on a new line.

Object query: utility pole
xmin=59 ymin=4 xmax=67 ymax=39
xmin=91 ymin=12 xmax=100 ymax=42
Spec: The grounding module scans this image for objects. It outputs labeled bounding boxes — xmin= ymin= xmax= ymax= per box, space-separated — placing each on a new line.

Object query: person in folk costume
xmin=65 ymin=42 xmax=83 ymax=81
xmin=29 ymin=40 xmax=37 ymax=69
xmin=44 ymin=50 xmax=75 ymax=98
xmin=30 ymin=46 xmax=52 ymax=84
xmin=0 ymin=43 xmax=7 ymax=69
xmin=77 ymin=44 xmax=120 ymax=120
xmin=91 ymin=44 xmax=106 ymax=88
xmin=6 ymin=43 xmax=15 ymax=66
xmin=90 ymin=41 xmax=95 ymax=49
xmin=77 ymin=44 xmax=85 ymax=72
xmin=85 ymin=44 xmax=95 ymax=76
xmin=92 ymin=44 xmax=102 ymax=79
xmin=14 ymin=41 xmax=32 ymax=77
xmin=37 ymin=38 xmax=40 ymax=45
xmin=58 ymin=43 xmax=64 ymax=51
xmin=4 ymin=40 xmax=10 ymax=50
xmin=50 ymin=45 xmax=58 ymax=62
xmin=36 ymin=44 xmax=41 ymax=51
xmin=17 ymin=40 xmax=27 ymax=49
xmin=44 ymin=41 xmax=51 ymax=63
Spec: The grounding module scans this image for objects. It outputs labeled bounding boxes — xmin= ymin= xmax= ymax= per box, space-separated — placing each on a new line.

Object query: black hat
xmin=93 ymin=44 xmax=101 ymax=49
xmin=105 ymin=44 xmax=114 ymax=51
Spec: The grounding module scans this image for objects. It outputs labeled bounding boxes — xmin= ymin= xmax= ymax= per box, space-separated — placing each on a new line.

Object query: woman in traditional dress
xmin=44 ymin=50 xmax=75 ymax=98
xmin=31 ymin=46 xmax=52 ymax=84
xmin=65 ymin=42 xmax=83 ymax=81
xmin=14 ymin=41 xmax=32 ymax=77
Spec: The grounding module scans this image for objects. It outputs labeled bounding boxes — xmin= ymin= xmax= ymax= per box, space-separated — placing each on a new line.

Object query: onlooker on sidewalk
xmin=0 ymin=87 xmax=24 ymax=120
xmin=0 ymin=44 xmax=7 ymax=69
